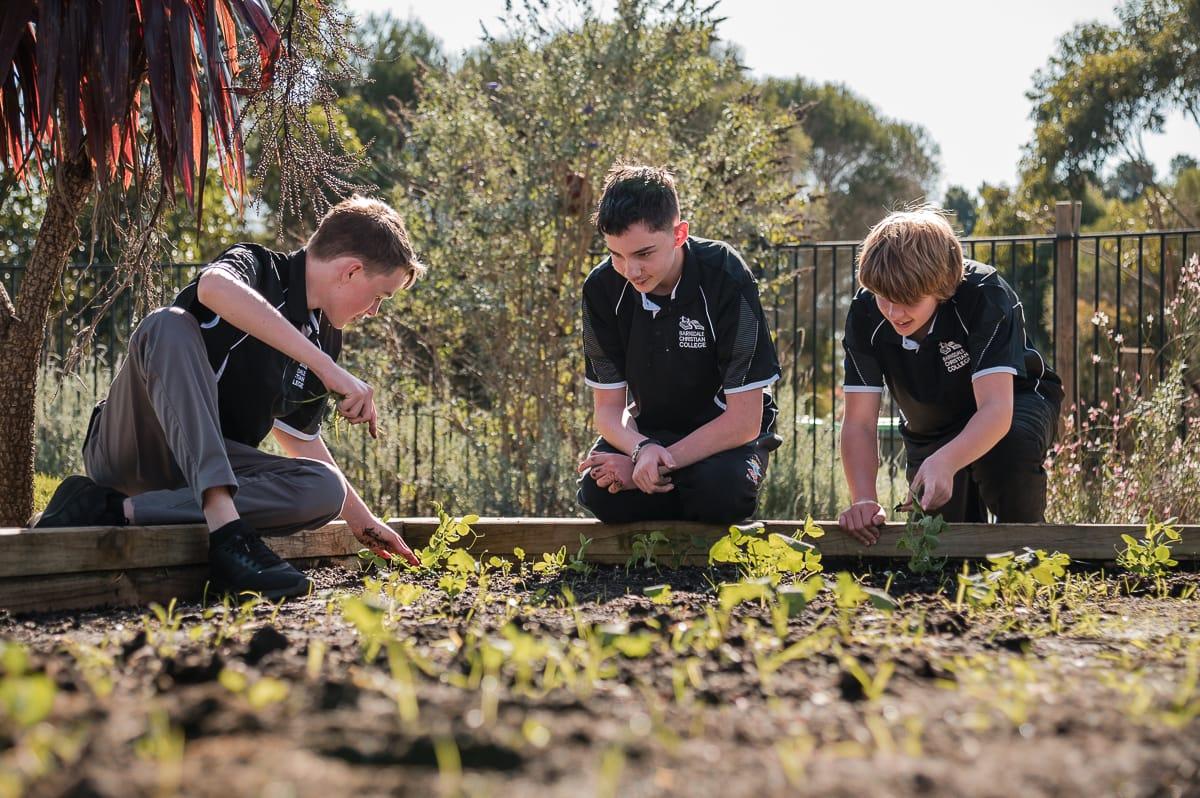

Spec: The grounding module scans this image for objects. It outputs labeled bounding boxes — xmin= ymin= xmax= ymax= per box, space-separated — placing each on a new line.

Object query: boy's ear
xmin=673 ymin=220 xmax=689 ymax=247
xmin=340 ymin=259 xmax=364 ymax=283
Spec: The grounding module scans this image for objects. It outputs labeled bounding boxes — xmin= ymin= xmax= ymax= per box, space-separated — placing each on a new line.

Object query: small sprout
xmin=643 ymin=584 xmax=673 ymax=604
xmin=627 ymin=530 xmax=671 ymax=572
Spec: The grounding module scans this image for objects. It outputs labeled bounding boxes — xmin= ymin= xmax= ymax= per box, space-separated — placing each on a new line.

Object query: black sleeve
xmin=582 ymin=275 xmax=627 ymax=389
xmin=966 ymin=284 xmax=1025 ymax=380
xmin=842 ymin=297 xmax=885 ymax=392
xmin=174 ymin=245 xmax=266 ymax=321
xmin=274 ymin=326 xmax=342 ymax=440
xmin=201 ymin=244 xmax=264 ymax=287
xmin=713 ymin=263 xmax=780 ymax=395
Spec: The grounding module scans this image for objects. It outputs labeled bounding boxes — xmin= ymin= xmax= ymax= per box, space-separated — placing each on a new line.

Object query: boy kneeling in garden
xmin=37 ymin=196 xmax=423 ymax=597
xmin=838 ymin=206 xmax=1064 ymax=545
xmin=577 ymin=164 xmax=782 ymax=523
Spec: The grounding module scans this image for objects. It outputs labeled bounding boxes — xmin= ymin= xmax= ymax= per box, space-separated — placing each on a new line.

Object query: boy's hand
xmin=353 ymin=518 xmax=419 ymax=567
xmin=838 ymin=500 xmax=885 ymax=546
xmin=577 ymin=452 xmax=636 ymax=493
xmin=909 ymin=454 xmax=955 ymax=512
xmin=632 ymin=444 xmax=675 ymax=494
xmin=317 ymin=361 xmax=378 ymax=438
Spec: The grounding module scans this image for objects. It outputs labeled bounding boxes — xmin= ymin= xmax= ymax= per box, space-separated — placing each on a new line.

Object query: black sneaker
xmin=208 ymin=519 xmax=311 ymax=600
xmin=34 ymin=475 xmax=127 ymax=528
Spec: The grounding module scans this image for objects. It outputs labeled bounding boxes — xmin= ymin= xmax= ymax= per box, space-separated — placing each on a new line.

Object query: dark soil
xmin=2 ymin=563 xmax=1199 ymax=797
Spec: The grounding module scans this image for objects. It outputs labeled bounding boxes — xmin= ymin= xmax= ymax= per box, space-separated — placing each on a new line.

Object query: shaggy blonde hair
xmin=857 ymin=205 xmax=963 ymax=304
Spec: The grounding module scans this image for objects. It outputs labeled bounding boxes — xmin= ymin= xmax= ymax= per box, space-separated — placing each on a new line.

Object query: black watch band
xmin=630 ymin=438 xmax=662 ymax=464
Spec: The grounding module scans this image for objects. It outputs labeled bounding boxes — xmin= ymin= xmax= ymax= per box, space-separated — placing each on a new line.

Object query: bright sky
xmin=349 ymin=0 xmax=1200 ymax=198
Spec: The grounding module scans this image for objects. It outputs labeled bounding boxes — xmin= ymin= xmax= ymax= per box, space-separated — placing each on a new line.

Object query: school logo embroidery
xmin=745 ymin=454 xmax=763 ymax=486
xmin=939 ymin=340 xmax=969 ymax=373
xmin=679 ymin=315 xmax=707 ymax=349
xmin=291 ymin=362 xmax=310 ymax=390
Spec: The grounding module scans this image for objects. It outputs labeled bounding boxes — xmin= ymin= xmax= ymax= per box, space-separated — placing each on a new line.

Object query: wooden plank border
xmin=1 ymin=518 xmax=1197 ymax=613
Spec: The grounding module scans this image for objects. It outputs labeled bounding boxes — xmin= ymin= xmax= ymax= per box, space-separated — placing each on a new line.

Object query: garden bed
xmin=1 ymin=515 xmax=1198 ymax=796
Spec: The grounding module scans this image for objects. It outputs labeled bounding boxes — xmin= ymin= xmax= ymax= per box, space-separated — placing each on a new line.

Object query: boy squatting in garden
xmin=576 ymin=164 xmax=782 ymax=523
xmin=837 ymin=207 xmax=1065 ymax=545
xmin=36 ymin=196 xmax=424 ymax=598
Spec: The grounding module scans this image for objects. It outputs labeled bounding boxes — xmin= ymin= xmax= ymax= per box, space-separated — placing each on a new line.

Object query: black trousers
xmin=577 ymin=430 xmax=772 ymax=524
xmin=903 ymin=391 xmax=1061 ymax=523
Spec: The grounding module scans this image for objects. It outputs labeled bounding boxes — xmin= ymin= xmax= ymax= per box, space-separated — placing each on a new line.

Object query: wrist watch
xmin=630 ymin=438 xmax=662 ymax=464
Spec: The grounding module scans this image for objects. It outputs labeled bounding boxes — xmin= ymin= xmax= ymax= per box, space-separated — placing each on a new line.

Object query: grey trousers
xmin=83 ymin=307 xmax=347 ymax=534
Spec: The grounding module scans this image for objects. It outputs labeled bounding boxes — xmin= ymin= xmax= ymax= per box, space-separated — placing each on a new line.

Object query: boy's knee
xmin=679 ymin=450 xmax=763 ymax=524
xmin=132 ymin=307 xmax=195 ymax=342
xmin=295 ymin=460 xmax=346 ymax=525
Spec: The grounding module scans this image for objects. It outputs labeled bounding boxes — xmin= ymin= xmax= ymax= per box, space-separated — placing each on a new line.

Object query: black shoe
xmin=208 ymin=519 xmax=311 ymax=600
xmin=34 ymin=475 xmax=127 ymax=528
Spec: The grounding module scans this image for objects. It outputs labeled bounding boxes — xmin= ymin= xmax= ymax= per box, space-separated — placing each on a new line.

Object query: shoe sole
xmin=207 ymin=578 xmax=313 ymax=603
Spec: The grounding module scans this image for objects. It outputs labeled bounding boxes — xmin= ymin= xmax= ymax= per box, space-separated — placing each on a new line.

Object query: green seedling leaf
xmin=863 ymin=587 xmax=899 ymax=612
xmin=612 ymin=633 xmax=656 ymax=658
xmin=0 ymin=673 xmax=56 ymax=728
xmin=776 ymin=586 xmax=809 ymax=617
xmin=218 ymin=668 xmax=248 ymax=694
xmin=719 ymin=580 xmax=770 ymax=611
xmin=247 ymin=677 xmax=290 ymax=709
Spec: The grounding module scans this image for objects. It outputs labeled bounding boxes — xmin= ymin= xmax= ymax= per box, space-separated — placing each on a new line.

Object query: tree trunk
xmin=0 ymin=154 xmax=94 ymax=526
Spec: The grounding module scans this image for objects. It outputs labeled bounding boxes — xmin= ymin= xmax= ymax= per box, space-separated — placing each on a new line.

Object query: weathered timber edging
xmin=1 ymin=518 xmax=1196 ymax=613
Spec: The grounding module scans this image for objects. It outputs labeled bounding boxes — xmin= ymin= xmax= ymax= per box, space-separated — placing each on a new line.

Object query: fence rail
xmin=9 ymin=220 xmax=1198 ymax=517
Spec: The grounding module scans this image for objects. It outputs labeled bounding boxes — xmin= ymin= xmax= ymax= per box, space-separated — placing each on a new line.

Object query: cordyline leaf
xmin=1 ymin=0 xmax=282 ymax=212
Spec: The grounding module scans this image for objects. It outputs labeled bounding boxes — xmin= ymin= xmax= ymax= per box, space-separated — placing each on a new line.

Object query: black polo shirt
xmin=842 ymin=259 xmax=1063 ymax=445
xmin=172 ymin=243 xmax=341 ymax=448
xmin=582 ymin=236 xmax=781 ymax=438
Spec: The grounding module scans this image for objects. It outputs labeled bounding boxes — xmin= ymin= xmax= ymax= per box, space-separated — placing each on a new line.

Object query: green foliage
xmin=762 ymin=77 xmax=940 ymax=238
xmin=0 ymin=644 xmax=56 ymax=730
xmin=386 ymin=0 xmax=802 ymax=515
xmin=1117 ymin=518 xmax=1183 ymax=578
xmin=708 ymin=518 xmax=825 ymax=583
xmin=958 ymin=548 xmax=1072 ymax=610
xmin=1047 ymin=256 xmax=1200 ymax=524
xmin=627 ymin=531 xmax=671 ymax=572
xmin=896 ymin=506 xmax=948 ymax=575
xmin=1023 ymin=0 xmax=1198 ymax=226
xmin=416 ymin=503 xmax=481 ymax=571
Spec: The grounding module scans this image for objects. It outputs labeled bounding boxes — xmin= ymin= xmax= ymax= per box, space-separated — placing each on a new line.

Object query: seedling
xmin=841 ymin=655 xmax=896 ymax=701
xmin=708 ymin=517 xmax=824 ymax=583
xmin=627 ymin=530 xmax=671 ymax=572
xmin=567 ymin=534 xmax=595 ymax=576
xmin=643 ymin=584 xmax=673 ymax=605
xmin=531 ymin=546 xmax=568 ymax=576
xmin=1117 ymin=517 xmax=1182 ymax=580
xmin=896 ymin=505 xmax=947 ymax=574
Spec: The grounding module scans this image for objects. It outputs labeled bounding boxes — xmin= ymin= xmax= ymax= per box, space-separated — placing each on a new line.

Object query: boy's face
xmin=875 ymin=293 xmax=939 ymax=338
xmin=604 ymin=220 xmax=689 ymax=295
xmin=326 ymin=262 xmax=410 ymax=330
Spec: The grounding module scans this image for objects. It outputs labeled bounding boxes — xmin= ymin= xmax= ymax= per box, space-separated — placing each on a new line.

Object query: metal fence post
xmin=1054 ymin=201 xmax=1081 ymax=413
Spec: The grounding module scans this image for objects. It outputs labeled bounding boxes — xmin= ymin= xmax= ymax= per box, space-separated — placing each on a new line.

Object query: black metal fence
xmin=9 ymin=225 xmax=1198 ymax=517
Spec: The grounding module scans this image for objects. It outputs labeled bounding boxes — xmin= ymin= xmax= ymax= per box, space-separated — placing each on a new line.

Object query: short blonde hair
xmin=857 ymin=206 xmax=963 ymax=305
xmin=308 ymin=195 xmax=427 ymax=289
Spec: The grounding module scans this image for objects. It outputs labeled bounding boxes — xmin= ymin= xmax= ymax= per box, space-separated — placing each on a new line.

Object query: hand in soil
xmin=354 ymin=520 xmax=418 ymax=566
